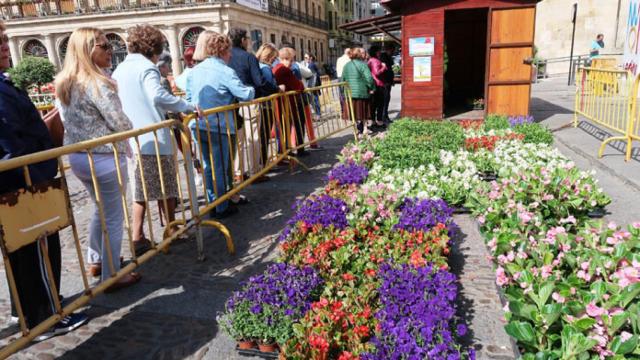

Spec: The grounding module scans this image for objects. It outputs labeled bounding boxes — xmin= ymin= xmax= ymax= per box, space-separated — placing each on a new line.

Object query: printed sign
xmin=413 ymin=56 xmax=431 ymax=82
xmin=236 ymin=0 xmax=268 ymax=12
xmin=625 ymin=0 xmax=640 ymax=74
xmin=409 ymin=37 xmax=434 ymax=56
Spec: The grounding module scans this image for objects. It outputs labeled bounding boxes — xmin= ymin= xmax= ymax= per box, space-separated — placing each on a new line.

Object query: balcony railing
xmin=266 ymin=0 xmax=327 ymax=30
xmin=0 ymin=0 xmax=327 ymax=30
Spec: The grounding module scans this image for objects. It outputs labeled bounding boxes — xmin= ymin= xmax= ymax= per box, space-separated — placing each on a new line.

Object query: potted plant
xmin=219 ymin=301 xmax=258 ymax=350
xmin=473 ymin=98 xmax=484 ymax=110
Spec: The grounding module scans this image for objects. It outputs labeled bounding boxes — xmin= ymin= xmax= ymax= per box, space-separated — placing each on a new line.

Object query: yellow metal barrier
xmin=0 ymin=82 xmax=356 ymax=358
xmin=574 ymin=67 xmax=639 ymax=161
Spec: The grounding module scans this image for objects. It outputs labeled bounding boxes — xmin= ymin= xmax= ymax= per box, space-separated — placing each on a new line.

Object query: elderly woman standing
xmin=56 ymin=27 xmax=140 ymax=290
xmin=255 ymin=43 xmax=281 ymax=166
xmin=341 ymin=47 xmax=375 ymax=135
xmin=273 ymin=47 xmax=307 ymax=156
xmin=186 ymin=31 xmax=255 ymax=219
xmin=112 ymin=25 xmax=195 ymax=254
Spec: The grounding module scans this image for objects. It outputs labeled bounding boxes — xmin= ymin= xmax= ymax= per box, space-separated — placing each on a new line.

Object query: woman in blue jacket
xmin=186 ymin=31 xmax=255 ymax=219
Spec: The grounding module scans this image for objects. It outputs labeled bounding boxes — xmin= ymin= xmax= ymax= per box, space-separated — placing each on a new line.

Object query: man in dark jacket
xmin=0 ymin=23 xmax=87 ymax=340
xmin=227 ymin=28 xmax=281 ymax=176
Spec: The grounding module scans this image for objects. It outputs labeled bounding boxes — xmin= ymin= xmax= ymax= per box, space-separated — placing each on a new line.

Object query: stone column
xmin=8 ymin=36 xmax=20 ymax=67
xmin=43 ymin=34 xmax=60 ymax=69
xmin=166 ymin=25 xmax=182 ymax=75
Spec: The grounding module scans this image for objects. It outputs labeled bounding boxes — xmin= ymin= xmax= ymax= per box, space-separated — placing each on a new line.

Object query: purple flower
xmin=361 ymin=263 xmax=472 ymax=359
xmin=394 ymin=198 xmax=454 ymax=233
xmin=226 ymin=263 xmax=323 ymax=320
xmin=278 ymin=195 xmax=349 ymax=242
xmin=327 ymin=163 xmax=369 ymax=186
xmin=508 ymin=115 xmax=534 ymax=127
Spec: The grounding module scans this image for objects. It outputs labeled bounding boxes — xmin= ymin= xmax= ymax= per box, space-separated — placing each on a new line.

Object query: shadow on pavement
xmin=530 ymin=97 xmax=573 ymax=122
xmin=577 ymin=121 xmax=640 ymax=162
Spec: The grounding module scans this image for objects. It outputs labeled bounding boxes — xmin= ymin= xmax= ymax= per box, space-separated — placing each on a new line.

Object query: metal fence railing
xmin=574 ymin=67 xmax=639 ymax=161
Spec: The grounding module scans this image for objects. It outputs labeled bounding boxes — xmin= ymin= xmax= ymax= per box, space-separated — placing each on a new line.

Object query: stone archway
xmin=22 ymin=39 xmax=48 ymax=58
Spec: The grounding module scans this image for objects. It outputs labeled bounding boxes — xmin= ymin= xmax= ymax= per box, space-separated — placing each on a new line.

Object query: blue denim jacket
xmin=186 ymin=57 xmax=255 ymax=134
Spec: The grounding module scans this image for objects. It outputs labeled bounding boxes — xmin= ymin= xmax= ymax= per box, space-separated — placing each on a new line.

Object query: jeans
xmin=310 ymin=93 xmax=321 ymax=115
xmin=71 ymin=156 xmax=127 ymax=282
xmin=194 ymin=129 xmax=234 ymax=214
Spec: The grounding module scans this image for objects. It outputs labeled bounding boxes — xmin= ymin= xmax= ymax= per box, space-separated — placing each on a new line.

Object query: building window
xmin=308 ymin=40 xmax=311 ymax=54
xmin=300 ymin=38 xmax=304 ymax=56
xmin=320 ymin=41 xmax=324 ymax=62
xmin=328 ymin=11 xmax=333 ymax=29
xmin=270 ymin=33 xmax=276 ymax=44
xmin=314 ymin=41 xmax=318 ymax=55
xmin=106 ymin=33 xmax=127 ymax=70
xmin=250 ymin=29 xmax=263 ymax=52
xmin=305 ymin=0 xmax=308 ymax=14
xmin=58 ymin=36 xmax=69 ymax=63
xmin=182 ymin=26 xmax=205 ymax=52
xmin=22 ymin=39 xmax=48 ymax=58
xmin=291 ymin=37 xmax=296 ymax=50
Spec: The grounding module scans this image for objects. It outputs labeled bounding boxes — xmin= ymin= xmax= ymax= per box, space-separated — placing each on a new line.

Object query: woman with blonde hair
xmin=185 ymin=30 xmax=255 ymax=219
xmin=341 ymin=47 xmax=375 ymax=135
xmin=255 ymin=42 xmax=281 ymax=166
xmin=56 ymin=27 xmax=141 ymax=291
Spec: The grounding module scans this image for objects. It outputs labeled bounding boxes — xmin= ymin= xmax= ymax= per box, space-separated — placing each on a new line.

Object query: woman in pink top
xmin=367 ymin=45 xmax=388 ymax=130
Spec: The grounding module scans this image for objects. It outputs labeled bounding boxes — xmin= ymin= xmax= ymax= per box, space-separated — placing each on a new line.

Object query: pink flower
xmin=541 ymin=265 xmax=553 ymax=279
xmin=552 ymin=292 xmax=566 ymax=303
xmin=477 ymin=215 xmax=485 ymax=225
xmin=620 ymin=331 xmax=633 ymax=342
xmin=496 ymin=266 xmax=509 ymax=286
xmin=542 ymin=194 xmax=554 ymax=201
xmin=608 ymin=221 xmax=617 ymax=230
xmin=586 ymin=302 xmax=605 ymax=317
xmin=561 ymin=215 xmax=577 ymax=224
xmin=581 ymin=261 xmax=590 ymax=271
xmin=577 ymin=270 xmax=591 ymax=282
xmin=633 ymin=222 xmax=640 ymax=229
xmin=611 ymin=266 xmax=640 ymax=287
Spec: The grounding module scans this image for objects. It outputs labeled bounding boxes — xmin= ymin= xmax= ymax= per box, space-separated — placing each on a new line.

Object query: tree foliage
xmin=8 ymin=56 xmax=56 ymax=91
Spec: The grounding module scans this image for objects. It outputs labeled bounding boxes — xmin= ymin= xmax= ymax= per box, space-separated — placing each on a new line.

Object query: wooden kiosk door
xmin=486 ymin=6 xmax=536 ymax=115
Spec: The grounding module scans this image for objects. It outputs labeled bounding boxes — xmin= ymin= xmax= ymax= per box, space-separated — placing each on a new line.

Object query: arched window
xmin=304 ymin=0 xmax=308 ymax=14
xmin=22 ymin=39 xmax=48 ymax=58
xmin=181 ymin=26 xmax=205 ymax=53
xmin=106 ymin=33 xmax=127 ymax=70
xmin=58 ymin=36 xmax=69 ymax=63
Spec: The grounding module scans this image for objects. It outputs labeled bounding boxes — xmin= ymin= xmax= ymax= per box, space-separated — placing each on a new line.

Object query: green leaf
xmin=505 ymin=321 xmax=537 ymax=345
xmin=610 ymin=334 xmax=638 ymax=355
xmin=620 ymin=283 xmax=640 ymax=309
xmin=510 ymin=300 xmax=538 ymax=322
xmin=541 ymin=303 xmax=563 ymax=327
xmin=572 ymin=317 xmax=596 ymax=331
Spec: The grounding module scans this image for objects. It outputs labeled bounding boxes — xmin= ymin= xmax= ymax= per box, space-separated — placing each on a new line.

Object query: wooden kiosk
xmin=342 ymin=0 xmax=540 ymax=119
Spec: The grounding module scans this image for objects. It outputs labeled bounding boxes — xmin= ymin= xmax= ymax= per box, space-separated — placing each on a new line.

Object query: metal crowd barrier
xmin=574 ymin=67 xmax=639 ymax=161
xmin=0 ymin=82 xmax=356 ymax=358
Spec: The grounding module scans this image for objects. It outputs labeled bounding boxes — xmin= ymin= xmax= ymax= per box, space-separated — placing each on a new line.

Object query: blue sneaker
xmin=33 ymin=313 xmax=88 ymax=342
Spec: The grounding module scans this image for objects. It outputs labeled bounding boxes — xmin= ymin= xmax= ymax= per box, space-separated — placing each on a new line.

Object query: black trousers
xmin=259 ymin=104 xmax=274 ymax=166
xmin=383 ymin=84 xmax=392 ymax=121
xmin=371 ymin=86 xmax=386 ymax=124
xmin=8 ymin=232 xmax=61 ymax=329
xmin=290 ymin=95 xmax=306 ymax=149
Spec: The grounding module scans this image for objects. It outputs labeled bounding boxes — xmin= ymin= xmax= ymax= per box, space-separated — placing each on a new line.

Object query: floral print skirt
xmin=132 ymin=155 xmax=178 ymax=202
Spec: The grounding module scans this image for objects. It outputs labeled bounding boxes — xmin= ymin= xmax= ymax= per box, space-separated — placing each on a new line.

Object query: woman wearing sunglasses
xmin=56 ymin=27 xmax=140 ymax=291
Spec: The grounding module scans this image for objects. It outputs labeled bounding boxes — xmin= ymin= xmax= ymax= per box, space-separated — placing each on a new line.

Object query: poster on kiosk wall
xmin=625 ymin=0 xmax=640 ymax=75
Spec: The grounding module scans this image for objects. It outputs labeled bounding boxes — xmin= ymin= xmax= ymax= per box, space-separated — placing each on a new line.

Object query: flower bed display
xmin=220 ymin=116 xmax=635 ymax=360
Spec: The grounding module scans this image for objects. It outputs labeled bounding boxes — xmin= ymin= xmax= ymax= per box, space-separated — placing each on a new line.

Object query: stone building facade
xmin=535 ymin=0 xmax=627 ymax=75
xmin=326 ymin=0 xmax=369 ymax=66
xmin=1 ymin=0 xmax=329 ymax=75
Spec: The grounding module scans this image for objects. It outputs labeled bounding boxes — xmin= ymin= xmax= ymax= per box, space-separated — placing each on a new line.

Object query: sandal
xmin=87 ymin=256 xmax=124 ymax=277
xmin=133 ymin=238 xmax=153 ymax=257
xmin=105 ymin=272 xmax=141 ymax=293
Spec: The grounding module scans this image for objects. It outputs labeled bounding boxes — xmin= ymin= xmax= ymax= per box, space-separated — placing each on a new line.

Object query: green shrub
xmin=374 ymin=118 xmax=464 ymax=168
xmin=484 ymin=114 xmax=509 ymax=130
xmin=513 ymin=123 xmax=554 ymax=145
xmin=7 ymin=56 xmax=56 ymax=91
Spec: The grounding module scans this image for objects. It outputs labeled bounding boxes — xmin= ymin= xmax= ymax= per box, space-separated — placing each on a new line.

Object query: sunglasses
xmin=95 ymin=42 xmax=113 ymax=51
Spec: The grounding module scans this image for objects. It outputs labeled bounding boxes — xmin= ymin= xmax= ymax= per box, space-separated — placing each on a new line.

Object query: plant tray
xmin=587 ymin=207 xmax=607 ymax=218
xmin=452 ymin=206 xmax=472 ymax=214
xmin=236 ymin=345 xmax=279 ymax=359
xmin=478 ymin=172 xmax=497 ymax=181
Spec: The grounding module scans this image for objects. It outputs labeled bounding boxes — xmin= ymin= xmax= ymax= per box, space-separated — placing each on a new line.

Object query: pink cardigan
xmin=367 ymin=57 xmax=387 ymax=87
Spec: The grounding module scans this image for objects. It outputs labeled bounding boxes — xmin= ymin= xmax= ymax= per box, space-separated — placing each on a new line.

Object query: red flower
xmin=342 ymin=273 xmax=355 ymax=281
xmin=338 ymin=351 xmax=355 ymax=360
xmin=365 ymin=268 xmax=376 ymax=277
